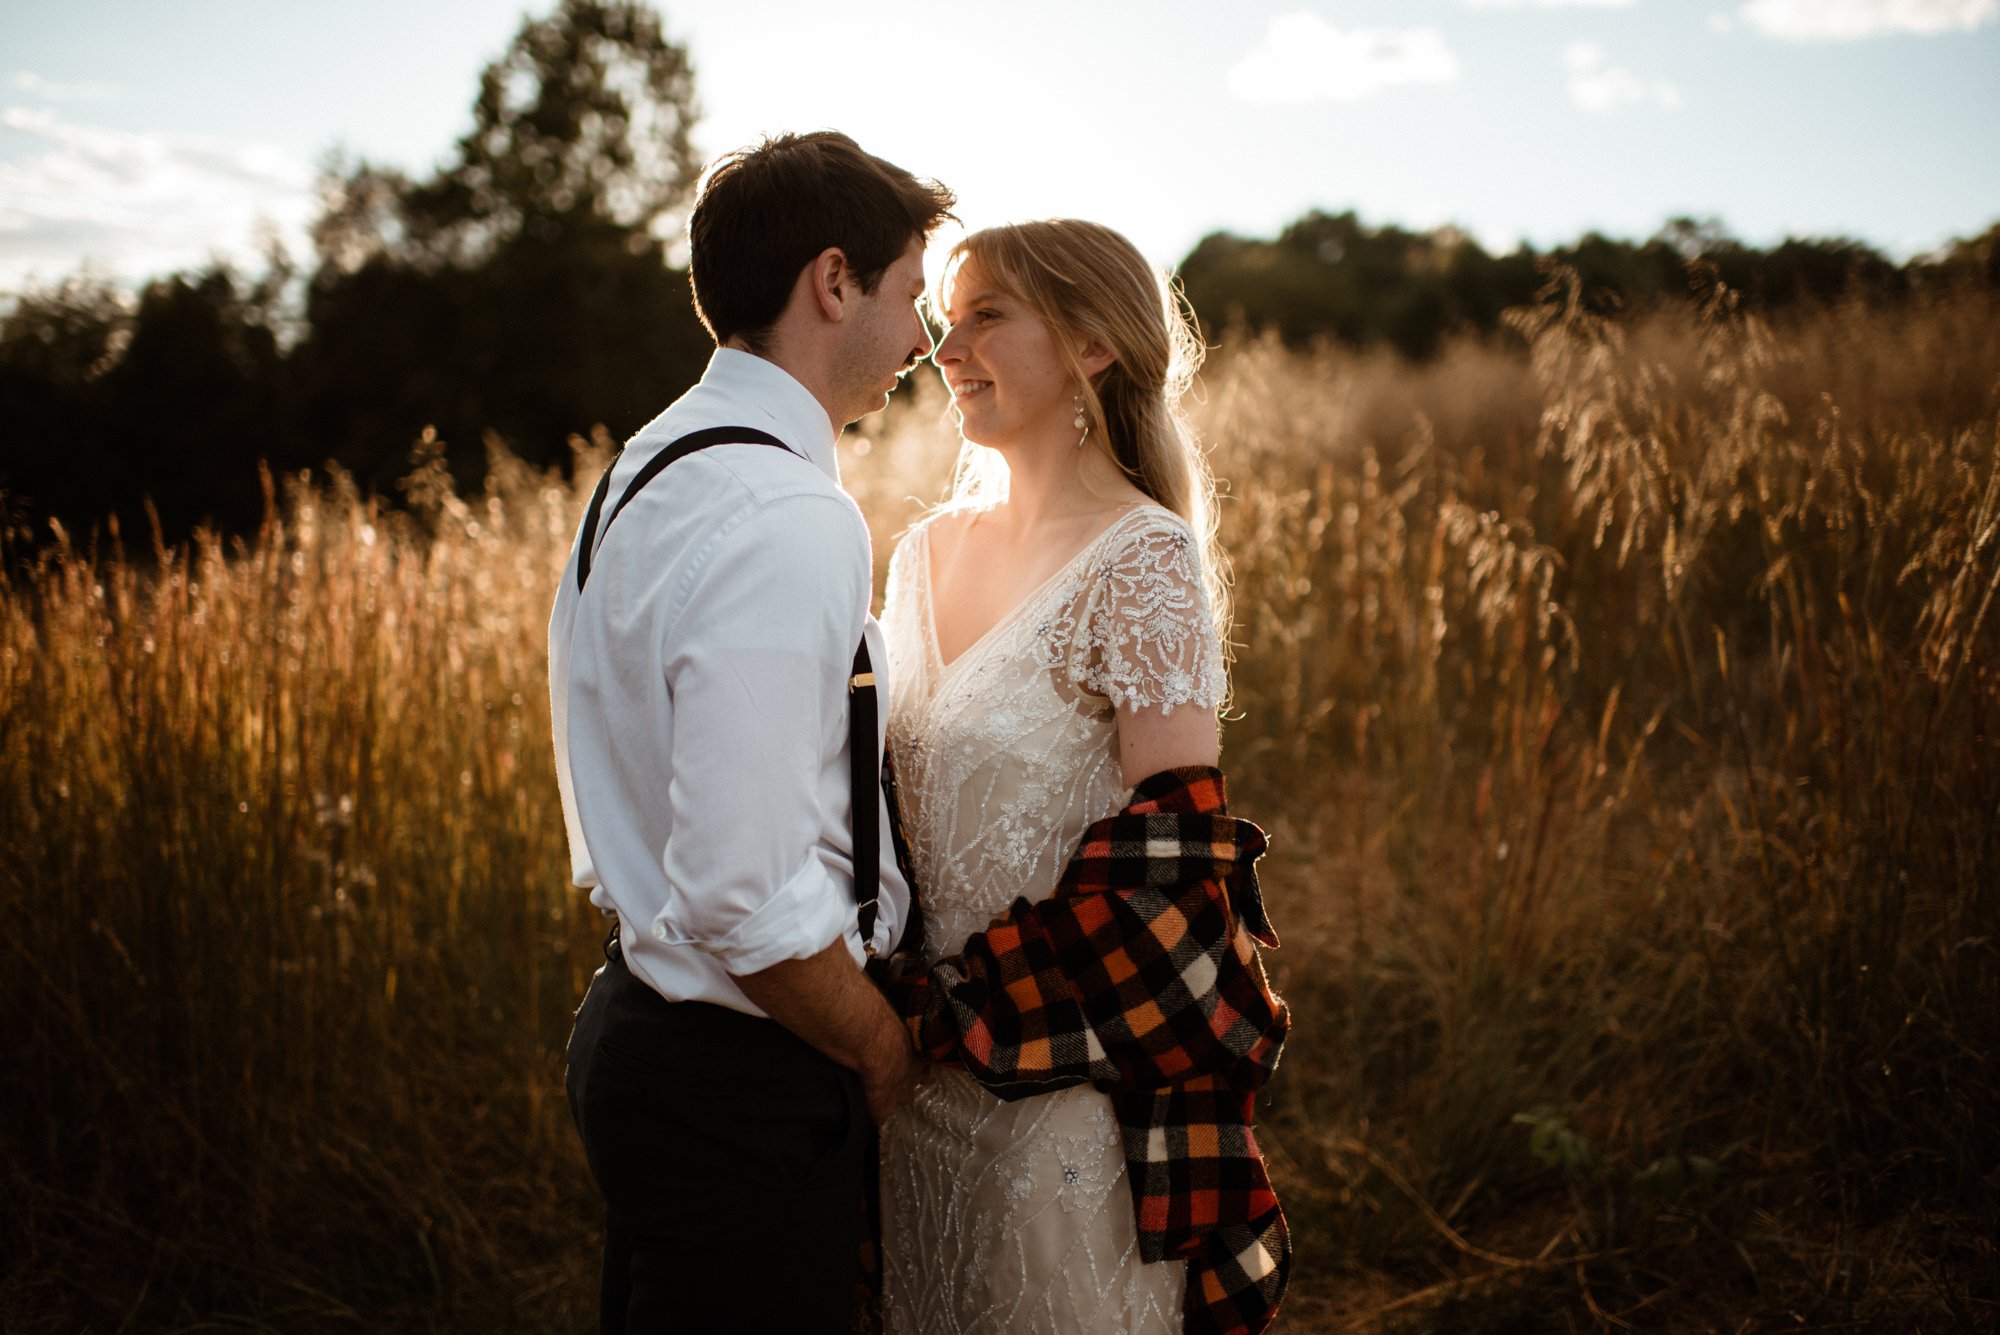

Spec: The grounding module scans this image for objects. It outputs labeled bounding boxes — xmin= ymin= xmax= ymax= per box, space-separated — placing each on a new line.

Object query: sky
xmin=1 ymin=0 xmax=1997 ymax=293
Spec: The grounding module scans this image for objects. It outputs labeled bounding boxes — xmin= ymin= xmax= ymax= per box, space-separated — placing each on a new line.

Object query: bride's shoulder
xmin=1060 ymin=502 xmax=1227 ymax=712
xmin=1055 ymin=503 xmax=1212 ymax=626
xmin=1107 ymin=498 xmax=1193 ymax=538
xmin=1094 ymin=501 xmax=1202 ymax=570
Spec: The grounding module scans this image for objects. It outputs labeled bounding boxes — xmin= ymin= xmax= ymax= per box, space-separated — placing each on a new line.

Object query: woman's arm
xmin=1117 ymin=700 xmax=1220 ymax=788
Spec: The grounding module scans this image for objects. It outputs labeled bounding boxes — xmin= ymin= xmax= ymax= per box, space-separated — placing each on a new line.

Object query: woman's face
xmin=933 ymin=263 xmax=1074 ymax=449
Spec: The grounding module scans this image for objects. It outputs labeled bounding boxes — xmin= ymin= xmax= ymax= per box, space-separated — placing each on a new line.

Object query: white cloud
xmin=0 ymin=107 xmax=314 ymax=291
xmin=1736 ymin=0 xmax=1999 ymax=39
xmin=1564 ymin=41 xmax=1683 ymax=111
xmin=11 ymin=71 xmax=120 ymax=103
xmin=1227 ymin=12 xmax=1461 ymax=105
xmin=1463 ymin=1 xmax=1635 ymax=8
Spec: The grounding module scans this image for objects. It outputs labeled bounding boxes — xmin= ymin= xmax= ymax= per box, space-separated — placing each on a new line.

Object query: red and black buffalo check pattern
xmin=889 ymin=766 xmax=1291 ymax=1335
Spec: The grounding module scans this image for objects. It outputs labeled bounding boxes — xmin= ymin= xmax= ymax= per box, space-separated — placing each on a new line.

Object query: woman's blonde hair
xmin=936 ymin=219 xmax=1230 ymax=649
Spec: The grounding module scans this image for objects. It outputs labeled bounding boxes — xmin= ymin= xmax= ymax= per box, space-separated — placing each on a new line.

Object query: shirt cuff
xmin=661 ymin=852 xmax=853 ymax=976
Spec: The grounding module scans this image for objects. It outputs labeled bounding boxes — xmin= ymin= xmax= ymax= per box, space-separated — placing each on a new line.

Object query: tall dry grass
xmin=1 ymin=441 xmax=608 ymax=1329
xmin=3 ymin=276 xmax=1996 ymax=1331
xmin=1206 ymin=280 xmax=2000 ymax=1328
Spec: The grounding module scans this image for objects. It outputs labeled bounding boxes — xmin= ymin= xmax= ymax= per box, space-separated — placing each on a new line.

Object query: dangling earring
xmin=1072 ymin=391 xmax=1089 ymax=449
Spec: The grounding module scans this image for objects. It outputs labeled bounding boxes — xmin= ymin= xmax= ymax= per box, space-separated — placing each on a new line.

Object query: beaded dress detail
xmin=878 ymin=504 xmax=1225 ymax=1335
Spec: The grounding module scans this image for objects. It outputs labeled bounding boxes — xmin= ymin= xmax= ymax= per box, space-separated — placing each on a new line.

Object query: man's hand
xmin=732 ymin=938 xmax=924 ymax=1124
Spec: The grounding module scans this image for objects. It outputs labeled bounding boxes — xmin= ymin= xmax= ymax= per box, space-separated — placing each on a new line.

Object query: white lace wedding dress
xmin=877 ymin=503 xmax=1226 ymax=1335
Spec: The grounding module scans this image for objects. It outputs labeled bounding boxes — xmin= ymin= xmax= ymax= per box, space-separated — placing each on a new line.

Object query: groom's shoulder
xmin=618 ymin=444 xmax=864 ymax=604
xmin=624 ymin=411 xmax=850 ymax=516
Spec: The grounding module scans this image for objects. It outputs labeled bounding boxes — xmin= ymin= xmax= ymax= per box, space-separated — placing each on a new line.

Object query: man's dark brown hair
xmin=688 ymin=132 xmax=956 ymax=353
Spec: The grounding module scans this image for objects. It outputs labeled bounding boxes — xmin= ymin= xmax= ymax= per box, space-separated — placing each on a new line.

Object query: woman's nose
xmin=934 ymin=324 xmax=965 ymax=364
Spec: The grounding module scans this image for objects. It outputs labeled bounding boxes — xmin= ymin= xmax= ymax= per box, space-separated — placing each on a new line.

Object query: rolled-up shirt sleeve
xmin=651 ymin=494 xmax=869 ymax=975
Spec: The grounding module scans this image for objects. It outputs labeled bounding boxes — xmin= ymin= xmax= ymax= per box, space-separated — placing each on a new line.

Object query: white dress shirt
xmin=548 ymin=348 xmax=909 ymax=1016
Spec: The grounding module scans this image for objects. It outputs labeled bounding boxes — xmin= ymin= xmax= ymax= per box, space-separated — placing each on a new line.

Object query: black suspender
xmin=575 ymin=426 xmax=880 ymax=952
xmin=577 ymin=425 xmax=791 ymax=594
xmin=845 ymin=642 xmax=881 ymax=951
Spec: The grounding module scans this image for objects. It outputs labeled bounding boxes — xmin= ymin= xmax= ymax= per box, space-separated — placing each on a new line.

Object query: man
xmin=549 ymin=132 xmax=954 ymax=1333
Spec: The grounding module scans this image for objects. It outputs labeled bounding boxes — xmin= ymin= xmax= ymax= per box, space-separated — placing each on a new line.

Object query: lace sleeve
xmin=1064 ymin=513 xmax=1225 ymax=715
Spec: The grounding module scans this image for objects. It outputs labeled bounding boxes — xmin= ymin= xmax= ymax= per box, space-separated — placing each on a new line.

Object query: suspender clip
xmin=849 ymin=672 xmax=876 ymax=691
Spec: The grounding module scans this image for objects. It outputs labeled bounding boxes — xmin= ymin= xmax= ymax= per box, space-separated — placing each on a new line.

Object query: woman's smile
xmin=933 ymin=260 xmax=1101 ymax=450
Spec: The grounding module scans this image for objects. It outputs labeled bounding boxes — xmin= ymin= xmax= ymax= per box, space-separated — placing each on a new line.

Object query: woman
xmin=876 ymin=220 xmax=1283 ymax=1334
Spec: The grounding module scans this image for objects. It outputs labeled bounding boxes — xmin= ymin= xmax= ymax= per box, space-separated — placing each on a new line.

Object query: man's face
xmin=834 ymin=237 xmax=933 ymax=424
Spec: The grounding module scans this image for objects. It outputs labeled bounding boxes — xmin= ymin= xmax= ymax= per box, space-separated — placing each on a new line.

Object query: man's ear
xmin=808 ymin=247 xmax=853 ymax=323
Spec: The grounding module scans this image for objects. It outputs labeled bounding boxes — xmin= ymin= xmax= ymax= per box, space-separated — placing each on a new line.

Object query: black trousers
xmin=566 ymin=944 xmax=868 ymax=1334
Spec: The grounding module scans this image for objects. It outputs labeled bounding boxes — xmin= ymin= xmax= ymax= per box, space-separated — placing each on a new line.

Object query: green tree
xmin=0 ymin=264 xmax=294 ymax=545
xmin=295 ymin=0 xmax=710 ymax=491
xmin=1180 ymin=210 xmax=1540 ymax=358
xmin=410 ymin=0 xmax=700 ymax=254
xmin=100 ymin=264 xmax=296 ymax=539
xmin=1175 ymin=210 xmax=1939 ymax=358
xmin=0 ymin=273 xmax=130 ymax=536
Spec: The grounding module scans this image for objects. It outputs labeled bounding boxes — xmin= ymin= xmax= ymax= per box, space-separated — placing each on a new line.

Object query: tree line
xmin=3 ymin=0 xmax=1996 ymax=548
xmin=1 ymin=0 xmax=709 ymax=548
xmin=1182 ymin=211 xmax=1998 ymax=360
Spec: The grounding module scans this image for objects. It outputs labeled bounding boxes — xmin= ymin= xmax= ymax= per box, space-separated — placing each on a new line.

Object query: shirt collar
xmin=700 ymin=348 xmax=841 ymax=484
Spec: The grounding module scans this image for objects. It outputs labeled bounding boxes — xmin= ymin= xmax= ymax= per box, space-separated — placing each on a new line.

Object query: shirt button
xmin=652 ymin=922 xmax=667 ymax=941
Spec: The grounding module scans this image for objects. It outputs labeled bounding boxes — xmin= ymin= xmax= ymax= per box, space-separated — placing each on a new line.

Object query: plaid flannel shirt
xmin=886 ymin=766 xmax=1291 ymax=1335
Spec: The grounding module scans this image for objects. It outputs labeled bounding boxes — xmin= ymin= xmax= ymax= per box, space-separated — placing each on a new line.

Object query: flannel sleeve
xmin=887 ymin=767 xmax=1294 ymax=1335
xmin=886 ymin=770 xmax=1284 ymax=1099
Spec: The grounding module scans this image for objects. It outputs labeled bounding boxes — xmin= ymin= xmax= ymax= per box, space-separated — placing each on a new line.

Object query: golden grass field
xmin=3 ymin=274 xmax=1996 ymax=1331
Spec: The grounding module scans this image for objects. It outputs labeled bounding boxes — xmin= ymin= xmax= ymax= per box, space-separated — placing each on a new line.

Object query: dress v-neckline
xmin=921 ymin=502 xmax=1161 ymax=682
